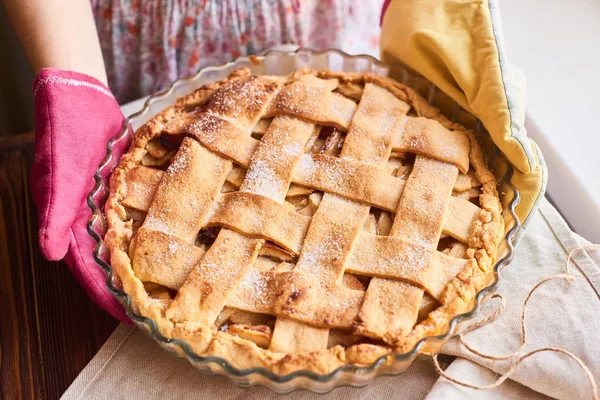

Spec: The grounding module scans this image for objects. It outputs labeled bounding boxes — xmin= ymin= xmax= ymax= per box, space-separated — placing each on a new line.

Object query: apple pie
xmin=105 ymin=68 xmax=504 ymax=375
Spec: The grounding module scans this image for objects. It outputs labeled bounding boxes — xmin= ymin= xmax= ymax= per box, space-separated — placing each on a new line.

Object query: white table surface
xmin=121 ymin=2 xmax=600 ymax=243
xmin=500 ymin=0 xmax=600 ymax=242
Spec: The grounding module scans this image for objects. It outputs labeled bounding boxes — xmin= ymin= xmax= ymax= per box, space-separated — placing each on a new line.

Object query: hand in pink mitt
xmin=31 ymin=68 xmax=129 ymax=322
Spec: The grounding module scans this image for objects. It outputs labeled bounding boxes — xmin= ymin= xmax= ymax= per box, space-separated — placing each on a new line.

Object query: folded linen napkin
xmin=61 ymin=199 xmax=599 ymax=399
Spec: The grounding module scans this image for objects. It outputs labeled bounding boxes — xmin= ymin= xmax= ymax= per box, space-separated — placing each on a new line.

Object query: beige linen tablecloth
xmin=62 ymin=199 xmax=600 ymax=399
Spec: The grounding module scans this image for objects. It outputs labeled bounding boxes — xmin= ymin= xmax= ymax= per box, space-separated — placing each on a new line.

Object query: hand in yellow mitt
xmin=381 ymin=0 xmax=546 ymax=227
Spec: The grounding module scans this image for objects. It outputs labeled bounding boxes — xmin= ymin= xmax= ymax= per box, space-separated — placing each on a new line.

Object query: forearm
xmin=3 ymin=0 xmax=107 ymax=85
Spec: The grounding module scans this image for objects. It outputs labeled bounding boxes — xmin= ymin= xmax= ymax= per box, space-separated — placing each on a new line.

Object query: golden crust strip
xmin=164 ymin=112 xmax=259 ymax=167
xmin=392 ymin=158 xmax=459 ymax=243
xmin=122 ymin=166 xmax=163 ymax=211
xmin=132 ymin=228 xmax=205 ymax=290
xmin=393 ymin=117 xmax=470 ymax=173
xmin=142 ymin=138 xmax=230 ymax=242
xmin=355 ymin=156 xmax=458 ymax=344
xmin=269 ymin=319 xmax=328 ymax=353
xmin=266 ymin=80 xmax=358 ymax=130
xmin=445 ymin=197 xmax=481 ymax=242
xmin=277 ymin=281 xmax=364 ymax=329
xmin=226 ymin=166 xmax=311 ymax=198
xmin=292 ymin=154 xmax=405 ymax=212
xmin=207 ymin=192 xmax=311 ymax=254
xmin=346 ymin=233 xmax=469 ymax=299
xmin=208 ymin=75 xmax=282 ymax=131
xmin=454 ymin=173 xmax=472 ymax=192
xmin=125 ymin=155 xmax=405 ymax=211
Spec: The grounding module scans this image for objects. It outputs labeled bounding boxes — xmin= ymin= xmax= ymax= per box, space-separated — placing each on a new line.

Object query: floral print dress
xmin=91 ymin=0 xmax=384 ymax=104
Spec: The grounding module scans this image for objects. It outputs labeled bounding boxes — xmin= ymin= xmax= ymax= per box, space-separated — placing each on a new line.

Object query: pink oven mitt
xmin=31 ymin=68 xmax=130 ymax=322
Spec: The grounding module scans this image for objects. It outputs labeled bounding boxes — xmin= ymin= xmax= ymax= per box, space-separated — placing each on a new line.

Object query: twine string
xmin=459 ymin=293 xmax=505 ymax=336
xmin=565 ymin=245 xmax=600 ymax=302
xmin=458 ymin=274 xmax=573 ymax=361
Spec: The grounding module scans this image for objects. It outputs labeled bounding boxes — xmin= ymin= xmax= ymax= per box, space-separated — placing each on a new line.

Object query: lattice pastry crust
xmin=105 ymin=68 xmax=504 ymax=374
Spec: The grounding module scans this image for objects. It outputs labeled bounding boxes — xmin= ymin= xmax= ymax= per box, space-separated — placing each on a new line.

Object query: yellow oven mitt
xmin=381 ymin=0 xmax=547 ymax=229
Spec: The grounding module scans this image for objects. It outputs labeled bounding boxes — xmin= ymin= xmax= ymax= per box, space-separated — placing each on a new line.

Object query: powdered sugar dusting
xmin=275 ymin=83 xmax=320 ymax=115
xmin=281 ymin=141 xmax=301 ymax=157
xmin=297 ymin=154 xmax=316 ymax=177
xmin=208 ymin=75 xmax=277 ymax=131
xmin=242 ymin=159 xmax=283 ymax=200
xmin=295 ymin=155 xmax=345 ymax=193
xmin=143 ymin=215 xmax=169 ymax=233
xmin=241 ymin=116 xmax=309 ymax=202
xmin=237 ymin=269 xmax=269 ymax=310
xmin=166 ymin=140 xmax=191 ymax=176
xmin=297 ymin=219 xmax=347 ymax=285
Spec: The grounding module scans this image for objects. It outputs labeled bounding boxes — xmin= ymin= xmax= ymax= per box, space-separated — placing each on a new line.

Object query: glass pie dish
xmin=87 ymin=47 xmax=521 ymax=393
